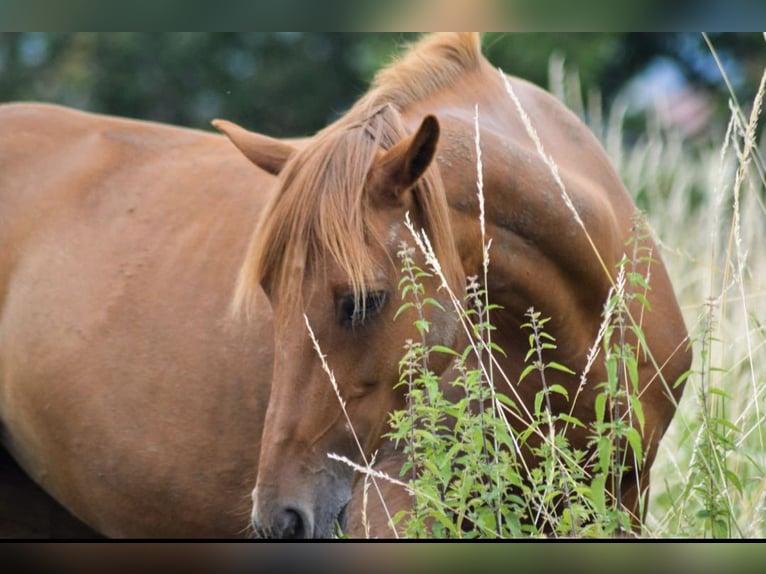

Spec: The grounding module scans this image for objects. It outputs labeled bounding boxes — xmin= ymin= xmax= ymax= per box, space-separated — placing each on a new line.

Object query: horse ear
xmin=372 ymin=115 xmax=440 ymax=202
xmin=212 ymin=119 xmax=295 ymax=176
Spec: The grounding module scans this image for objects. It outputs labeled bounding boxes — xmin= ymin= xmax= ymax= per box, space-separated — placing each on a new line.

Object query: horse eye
xmin=339 ymin=291 xmax=387 ymax=327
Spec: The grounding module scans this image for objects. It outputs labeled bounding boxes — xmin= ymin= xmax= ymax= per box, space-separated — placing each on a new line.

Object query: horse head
xmin=218 ymin=106 xmax=464 ymax=538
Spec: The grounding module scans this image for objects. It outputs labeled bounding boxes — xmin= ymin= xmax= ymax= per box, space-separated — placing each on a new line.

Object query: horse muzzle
xmin=251 ymin=479 xmax=351 ymax=539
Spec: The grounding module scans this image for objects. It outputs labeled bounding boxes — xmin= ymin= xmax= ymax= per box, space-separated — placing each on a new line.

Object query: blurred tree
xmin=0 ymin=33 xmax=762 ymax=137
xmin=0 ymin=33 xmax=414 ymax=136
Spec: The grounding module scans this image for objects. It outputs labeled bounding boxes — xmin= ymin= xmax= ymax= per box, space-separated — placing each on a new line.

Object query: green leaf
xmin=589 ymin=472 xmax=607 ymax=515
xmin=723 ymin=468 xmax=744 ymax=494
xmin=423 ymin=297 xmax=445 ymax=312
xmin=631 ymin=326 xmax=648 ymax=352
xmin=597 ymin=436 xmax=612 ymax=474
xmin=626 ymin=358 xmax=639 ymax=390
xmin=518 ymin=364 xmax=536 ymax=384
xmin=415 ymin=319 xmax=431 ymax=335
xmin=628 ymin=271 xmax=650 ymax=290
xmin=623 ymin=427 xmax=644 ymax=464
xmin=489 ymin=342 xmax=508 ymax=357
xmin=547 ymin=384 xmax=569 ymax=401
xmin=548 ymin=361 xmax=576 ymax=375
xmin=708 ymin=387 xmax=733 ymax=400
xmin=495 ymin=393 xmax=518 ymax=411
xmin=594 ymin=393 xmax=607 ymax=425
xmin=628 ymin=394 xmax=645 ymax=432
xmin=673 ymin=369 xmax=692 ymax=389
xmin=393 ymin=302 xmax=415 ymax=321
xmin=431 ymin=345 xmax=460 ymax=357
xmin=712 ymin=518 xmax=729 ymax=539
xmin=605 ymin=355 xmax=618 ymax=385
xmin=633 ymin=292 xmax=652 ymax=311
xmin=558 ymin=413 xmax=585 ymax=428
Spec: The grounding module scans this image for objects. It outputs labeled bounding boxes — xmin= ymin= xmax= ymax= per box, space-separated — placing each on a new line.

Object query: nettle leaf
xmin=628 ymin=271 xmax=650 ymax=291
xmin=708 ymin=387 xmax=733 ymax=400
xmin=633 ymin=292 xmax=652 ymax=311
xmin=713 ymin=417 xmax=741 ymax=434
xmin=519 ymin=364 xmax=536 ymax=384
xmin=626 ymin=358 xmax=639 ymax=389
xmin=623 ymin=427 xmax=644 ymax=463
xmin=495 ymin=393 xmax=518 ymax=412
xmin=393 ymin=302 xmax=415 ymax=321
xmin=547 ymin=384 xmax=570 ymax=401
xmin=431 ymin=511 xmax=459 ymax=537
xmin=630 ymin=326 xmax=648 ymax=351
xmin=534 ymin=389 xmax=546 ymax=415
xmin=489 ymin=342 xmax=508 ymax=357
xmin=518 ymin=425 xmax=536 ymax=445
xmin=431 ymin=345 xmax=460 ymax=357
xmin=558 ymin=413 xmax=585 ymax=428
xmin=589 ymin=473 xmax=607 ymax=516
xmin=673 ymin=369 xmax=692 ymax=389
xmin=628 ymin=394 xmax=645 ymax=432
xmin=594 ymin=393 xmax=607 ymax=425
xmin=597 ymin=436 xmax=612 ymax=475
xmin=605 ymin=355 xmax=618 ymax=385
xmin=712 ymin=518 xmax=730 ymax=539
xmin=548 ymin=361 xmax=576 ymax=376
xmin=723 ymin=468 xmax=744 ymax=494
xmin=423 ymin=297 xmax=445 ymax=311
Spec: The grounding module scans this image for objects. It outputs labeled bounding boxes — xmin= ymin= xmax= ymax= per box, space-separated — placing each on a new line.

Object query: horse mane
xmin=233 ymin=33 xmax=482 ymax=319
xmin=352 ymin=32 xmax=482 ymax=115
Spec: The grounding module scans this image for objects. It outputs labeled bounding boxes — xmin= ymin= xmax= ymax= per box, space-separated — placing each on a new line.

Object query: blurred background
xmin=0 ymin=33 xmax=762 ymax=142
xmin=1 ymin=33 xmax=765 ymax=539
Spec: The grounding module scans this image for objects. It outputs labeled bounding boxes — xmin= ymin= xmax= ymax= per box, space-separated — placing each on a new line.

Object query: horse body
xmin=0 ymin=103 xmax=275 ymax=536
xmin=0 ymin=33 xmax=690 ymax=539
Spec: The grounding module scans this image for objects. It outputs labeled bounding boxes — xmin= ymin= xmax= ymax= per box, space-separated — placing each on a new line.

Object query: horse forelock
xmin=233 ymin=33 xmax=477 ymax=320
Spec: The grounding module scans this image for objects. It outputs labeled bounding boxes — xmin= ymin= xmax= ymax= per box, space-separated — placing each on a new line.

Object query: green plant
xmin=384 ymin=223 xmax=654 ymax=538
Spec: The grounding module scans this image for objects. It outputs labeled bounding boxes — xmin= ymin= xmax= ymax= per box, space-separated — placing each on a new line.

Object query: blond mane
xmin=233 ymin=33 xmax=483 ymax=318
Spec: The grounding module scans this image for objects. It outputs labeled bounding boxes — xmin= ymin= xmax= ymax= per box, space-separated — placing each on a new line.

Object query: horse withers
xmin=0 ymin=33 xmax=691 ymax=538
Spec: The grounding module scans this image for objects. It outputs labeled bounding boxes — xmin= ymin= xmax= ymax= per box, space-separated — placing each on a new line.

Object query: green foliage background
xmin=1 ymin=33 xmax=762 ymax=137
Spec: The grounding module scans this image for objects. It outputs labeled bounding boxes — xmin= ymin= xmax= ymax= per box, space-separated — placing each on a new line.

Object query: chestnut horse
xmin=0 ymin=33 xmax=690 ymax=538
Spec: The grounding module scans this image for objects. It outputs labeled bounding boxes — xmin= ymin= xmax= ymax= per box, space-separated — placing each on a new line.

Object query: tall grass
xmin=320 ymin=38 xmax=766 ymax=538
xmin=552 ymin=40 xmax=766 ymax=538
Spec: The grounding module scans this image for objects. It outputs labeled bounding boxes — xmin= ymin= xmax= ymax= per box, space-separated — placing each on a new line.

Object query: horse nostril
xmin=275 ymin=507 xmax=309 ymax=539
